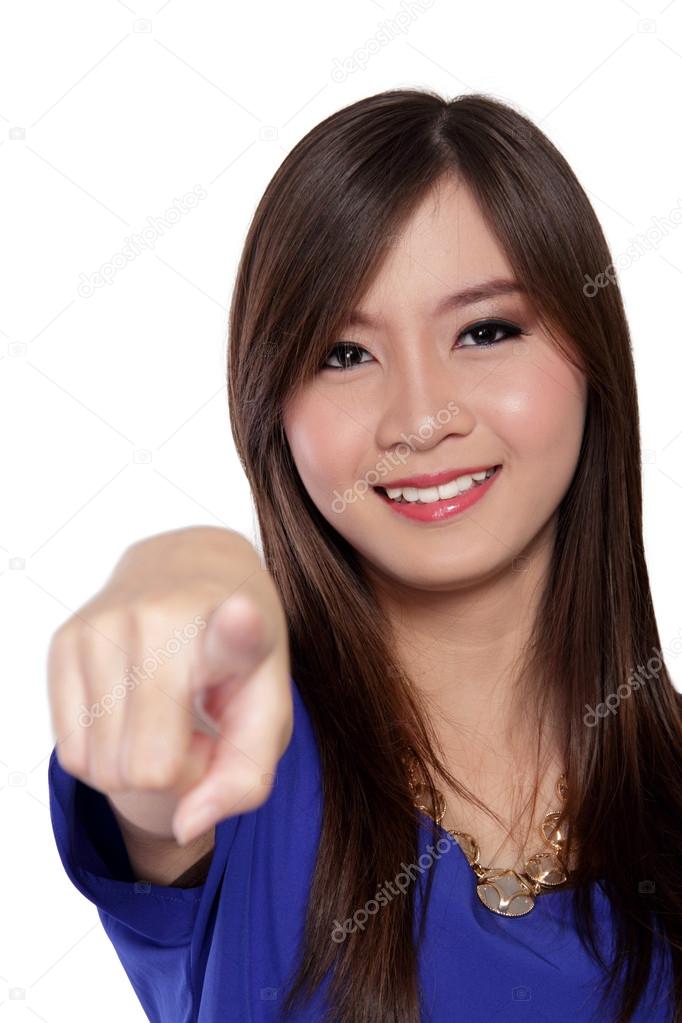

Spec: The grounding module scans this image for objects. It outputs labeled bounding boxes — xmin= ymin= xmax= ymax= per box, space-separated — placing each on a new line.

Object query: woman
xmin=47 ymin=88 xmax=681 ymax=1022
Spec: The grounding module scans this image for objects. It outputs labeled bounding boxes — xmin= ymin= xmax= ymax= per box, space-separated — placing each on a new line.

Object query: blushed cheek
xmin=496 ymin=363 xmax=587 ymax=502
xmin=283 ymin=392 xmax=362 ymax=499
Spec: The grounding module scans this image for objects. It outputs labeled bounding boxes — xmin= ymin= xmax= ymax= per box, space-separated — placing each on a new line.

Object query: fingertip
xmin=173 ymin=798 xmax=219 ymax=847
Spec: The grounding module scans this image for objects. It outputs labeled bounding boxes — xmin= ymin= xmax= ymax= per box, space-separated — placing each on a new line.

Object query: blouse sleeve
xmin=47 ymin=747 xmax=237 ymax=1023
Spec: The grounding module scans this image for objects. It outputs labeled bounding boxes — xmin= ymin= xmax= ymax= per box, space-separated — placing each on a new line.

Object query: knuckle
xmin=127 ymin=597 xmax=168 ymax=628
xmin=126 ymin=597 xmax=191 ymax=645
xmin=47 ymin=622 xmax=78 ymax=667
xmin=88 ymin=758 xmax=124 ymax=794
xmin=88 ymin=607 xmax=129 ymax=638
xmin=77 ymin=609 xmax=130 ymax=663
xmin=121 ymin=749 xmax=179 ymax=790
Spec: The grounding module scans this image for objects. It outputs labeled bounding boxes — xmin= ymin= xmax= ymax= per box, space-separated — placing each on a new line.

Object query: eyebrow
xmin=346 ymin=278 xmax=526 ymax=327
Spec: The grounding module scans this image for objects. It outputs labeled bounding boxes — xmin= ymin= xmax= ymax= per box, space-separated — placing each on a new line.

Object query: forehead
xmin=349 ymin=176 xmax=517 ymax=326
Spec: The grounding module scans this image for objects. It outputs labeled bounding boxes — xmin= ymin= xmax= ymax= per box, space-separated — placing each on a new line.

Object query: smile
xmin=373 ymin=465 xmax=502 ymax=523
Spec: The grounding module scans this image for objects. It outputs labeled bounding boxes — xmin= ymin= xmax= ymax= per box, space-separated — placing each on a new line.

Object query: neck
xmin=365 ymin=521 xmax=562 ymax=789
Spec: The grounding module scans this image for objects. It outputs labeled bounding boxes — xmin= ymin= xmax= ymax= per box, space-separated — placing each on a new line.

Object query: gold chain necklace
xmin=402 ymin=746 xmax=571 ymax=918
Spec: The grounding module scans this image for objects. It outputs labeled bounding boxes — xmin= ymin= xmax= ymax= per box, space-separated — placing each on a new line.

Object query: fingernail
xmin=175 ymin=801 xmax=218 ymax=846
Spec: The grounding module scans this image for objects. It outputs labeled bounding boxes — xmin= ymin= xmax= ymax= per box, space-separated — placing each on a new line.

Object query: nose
xmin=374 ymin=350 xmax=476 ymax=455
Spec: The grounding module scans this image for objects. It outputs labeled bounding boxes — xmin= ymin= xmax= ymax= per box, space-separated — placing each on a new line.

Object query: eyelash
xmin=321 ymin=319 xmax=529 ymax=372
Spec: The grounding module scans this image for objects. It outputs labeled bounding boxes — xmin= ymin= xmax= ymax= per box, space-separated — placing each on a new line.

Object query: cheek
xmin=490 ymin=357 xmax=587 ymax=496
xmin=283 ymin=391 xmax=364 ymax=494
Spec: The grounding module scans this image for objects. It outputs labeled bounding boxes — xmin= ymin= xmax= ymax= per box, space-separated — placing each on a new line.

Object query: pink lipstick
xmin=374 ymin=465 xmax=502 ymax=523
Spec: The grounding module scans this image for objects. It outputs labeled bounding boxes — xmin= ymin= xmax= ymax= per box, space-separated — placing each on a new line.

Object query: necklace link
xmin=402 ymin=747 xmax=571 ymax=918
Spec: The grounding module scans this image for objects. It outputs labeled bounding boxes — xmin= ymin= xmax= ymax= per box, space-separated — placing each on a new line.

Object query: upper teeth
xmin=384 ymin=467 xmax=495 ymax=504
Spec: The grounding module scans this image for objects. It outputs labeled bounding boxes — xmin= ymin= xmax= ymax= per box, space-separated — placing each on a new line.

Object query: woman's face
xmin=282 ymin=175 xmax=588 ymax=591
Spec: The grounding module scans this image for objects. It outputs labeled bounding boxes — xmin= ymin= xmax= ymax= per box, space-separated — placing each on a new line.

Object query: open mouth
xmin=373 ymin=464 xmax=501 ymax=505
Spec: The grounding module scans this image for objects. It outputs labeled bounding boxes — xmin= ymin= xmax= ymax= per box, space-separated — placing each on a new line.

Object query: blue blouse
xmin=48 ymin=675 xmax=673 ymax=1022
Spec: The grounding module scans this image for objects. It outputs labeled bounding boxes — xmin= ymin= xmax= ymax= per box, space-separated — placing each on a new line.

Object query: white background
xmin=3 ymin=0 xmax=682 ymax=1019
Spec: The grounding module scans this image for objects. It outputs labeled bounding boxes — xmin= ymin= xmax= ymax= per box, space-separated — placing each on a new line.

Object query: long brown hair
xmin=226 ymin=88 xmax=682 ymax=1023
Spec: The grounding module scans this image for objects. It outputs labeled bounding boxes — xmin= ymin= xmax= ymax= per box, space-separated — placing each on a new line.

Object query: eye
xmin=456 ymin=319 xmax=529 ymax=348
xmin=321 ymin=342 xmax=373 ymax=372
xmin=320 ymin=319 xmax=529 ymax=372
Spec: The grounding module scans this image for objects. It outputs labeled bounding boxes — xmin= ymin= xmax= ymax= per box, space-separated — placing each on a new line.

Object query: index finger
xmin=190 ymin=590 xmax=278 ymax=718
xmin=173 ymin=650 xmax=292 ymax=841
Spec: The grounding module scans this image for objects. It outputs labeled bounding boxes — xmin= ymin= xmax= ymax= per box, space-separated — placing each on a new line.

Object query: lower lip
xmin=374 ymin=466 xmax=502 ymax=523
